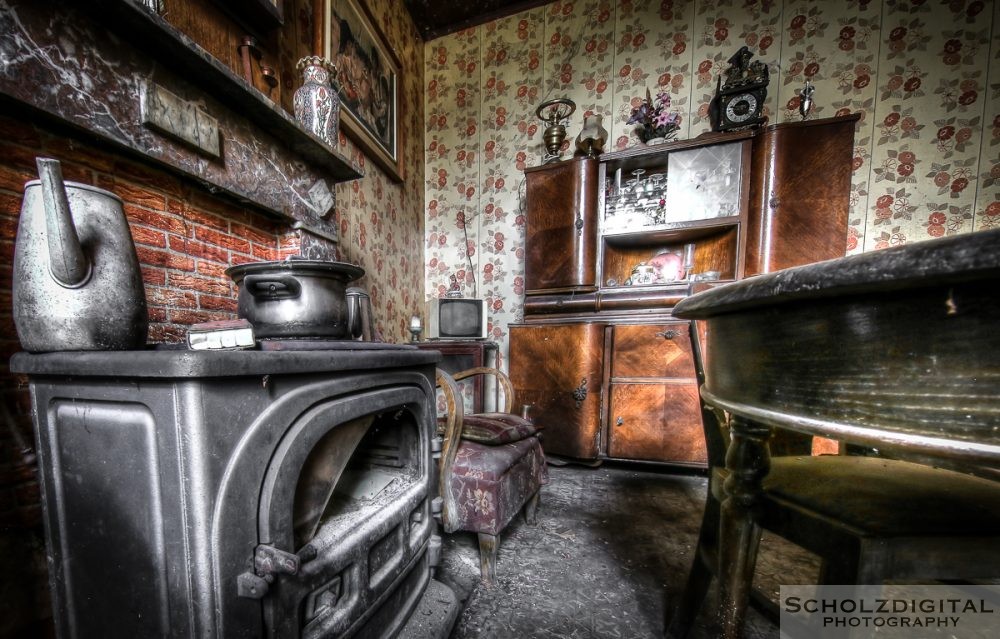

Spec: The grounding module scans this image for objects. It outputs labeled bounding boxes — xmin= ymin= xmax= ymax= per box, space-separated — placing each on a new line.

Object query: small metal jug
xmin=13 ymin=158 xmax=148 ymax=351
xmin=345 ymin=287 xmax=376 ymax=341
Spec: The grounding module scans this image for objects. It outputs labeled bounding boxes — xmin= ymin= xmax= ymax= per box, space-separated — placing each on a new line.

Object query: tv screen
xmin=439 ymin=299 xmax=484 ymax=338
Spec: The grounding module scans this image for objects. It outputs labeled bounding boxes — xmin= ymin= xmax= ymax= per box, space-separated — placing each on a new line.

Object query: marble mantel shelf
xmin=0 ymin=0 xmax=362 ymax=233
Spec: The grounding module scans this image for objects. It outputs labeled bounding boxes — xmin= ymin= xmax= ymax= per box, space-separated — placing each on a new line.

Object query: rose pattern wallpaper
xmin=423 ymin=0 xmax=1000 ymax=368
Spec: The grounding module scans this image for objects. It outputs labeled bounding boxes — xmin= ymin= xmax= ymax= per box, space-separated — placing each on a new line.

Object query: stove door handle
xmin=243 ymin=273 xmax=302 ymax=300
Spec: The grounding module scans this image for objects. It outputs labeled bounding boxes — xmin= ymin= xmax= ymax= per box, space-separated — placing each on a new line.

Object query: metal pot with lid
xmin=226 ymin=259 xmax=365 ymax=339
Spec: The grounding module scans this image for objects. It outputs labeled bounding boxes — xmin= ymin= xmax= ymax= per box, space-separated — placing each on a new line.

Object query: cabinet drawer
xmin=611 ymin=323 xmax=693 ymax=379
xmin=606 ymin=382 xmax=706 ymax=464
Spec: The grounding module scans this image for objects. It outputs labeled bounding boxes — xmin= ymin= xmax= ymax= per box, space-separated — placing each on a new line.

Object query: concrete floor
xmin=435 ymin=463 xmax=819 ymax=639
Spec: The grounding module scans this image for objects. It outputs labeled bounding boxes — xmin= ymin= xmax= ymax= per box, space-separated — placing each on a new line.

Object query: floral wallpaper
xmin=279 ymin=0 xmax=426 ymax=343
xmin=423 ymin=0 xmax=1000 ymax=367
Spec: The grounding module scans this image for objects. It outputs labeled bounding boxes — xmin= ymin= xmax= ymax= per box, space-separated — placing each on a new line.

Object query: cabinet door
xmin=509 ymin=323 xmax=604 ymax=460
xmin=611 ymin=323 xmax=693 ymax=379
xmin=607 ymin=382 xmax=706 ymax=464
xmin=524 ymin=157 xmax=598 ymax=292
xmin=747 ymin=115 xmax=859 ymax=275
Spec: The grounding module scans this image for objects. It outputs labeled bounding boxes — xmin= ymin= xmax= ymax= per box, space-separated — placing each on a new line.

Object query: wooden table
xmin=673 ymin=228 xmax=1000 ymax=638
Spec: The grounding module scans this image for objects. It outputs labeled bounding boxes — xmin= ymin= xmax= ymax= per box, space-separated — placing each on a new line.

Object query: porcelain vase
xmin=293 ymin=56 xmax=339 ymax=147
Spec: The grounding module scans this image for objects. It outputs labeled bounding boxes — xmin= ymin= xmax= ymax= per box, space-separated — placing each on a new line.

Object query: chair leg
xmin=666 ymin=496 xmax=720 ymax=639
xmin=524 ymin=490 xmax=540 ymax=525
xmin=477 ymin=532 xmax=499 ymax=587
xmin=666 ymin=555 xmax=713 ymax=639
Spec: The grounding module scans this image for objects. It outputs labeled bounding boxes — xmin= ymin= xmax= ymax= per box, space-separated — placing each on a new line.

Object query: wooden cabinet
xmin=523 ymin=157 xmax=599 ymax=292
xmin=605 ymin=322 xmax=706 ymax=464
xmin=746 ymin=116 xmax=858 ymax=276
xmin=511 ymin=116 xmax=859 ymax=465
xmin=509 ymin=323 xmax=604 ymax=459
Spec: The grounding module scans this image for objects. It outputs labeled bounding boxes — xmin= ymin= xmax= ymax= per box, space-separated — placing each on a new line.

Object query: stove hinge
xmin=236 ymin=544 xmax=302 ymax=600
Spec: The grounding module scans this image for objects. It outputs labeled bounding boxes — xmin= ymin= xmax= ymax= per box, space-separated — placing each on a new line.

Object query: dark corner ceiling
xmin=403 ymin=0 xmax=552 ymax=41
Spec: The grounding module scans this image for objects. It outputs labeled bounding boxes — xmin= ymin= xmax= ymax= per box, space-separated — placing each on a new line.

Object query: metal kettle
xmin=13 ymin=158 xmax=148 ymax=351
xmin=345 ymin=287 xmax=376 ymax=341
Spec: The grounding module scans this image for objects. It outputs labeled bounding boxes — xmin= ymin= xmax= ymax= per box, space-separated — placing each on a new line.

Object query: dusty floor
xmin=435 ymin=463 xmax=819 ymax=639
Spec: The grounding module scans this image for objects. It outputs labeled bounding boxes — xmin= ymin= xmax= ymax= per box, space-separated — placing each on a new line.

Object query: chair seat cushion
xmin=758 ymin=456 xmax=1000 ymax=537
xmin=445 ymin=436 xmax=548 ymax=536
xmin=437 ymin=413 xmax=539 ymax=445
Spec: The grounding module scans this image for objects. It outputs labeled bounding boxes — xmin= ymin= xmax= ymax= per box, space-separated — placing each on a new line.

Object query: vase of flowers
xmin=628 ymin=88 xmax=681 ymax=144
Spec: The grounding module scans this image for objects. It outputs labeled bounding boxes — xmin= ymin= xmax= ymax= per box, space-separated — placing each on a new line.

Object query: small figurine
xmin=799 ymin=80 xmax=815 ymax=120
xmin=446 ymin=274 xmax=462 ymax=298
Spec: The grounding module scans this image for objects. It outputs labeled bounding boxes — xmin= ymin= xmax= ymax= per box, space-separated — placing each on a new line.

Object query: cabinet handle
xmin=615 ymin=416 xmax=623 ymax=427
xmin=575 ymin=213 xmax=584 ymax=236
xmin=571 ymin=377 xmax=588 ymax=408
xmin=655 ymin=329 xmax=679 ymax=340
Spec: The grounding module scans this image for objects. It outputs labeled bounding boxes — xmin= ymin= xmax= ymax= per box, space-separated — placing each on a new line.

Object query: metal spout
xmin=37 ymin=158 xmax=90 ymax=287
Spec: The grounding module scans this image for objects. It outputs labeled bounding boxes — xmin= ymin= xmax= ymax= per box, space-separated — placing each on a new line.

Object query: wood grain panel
xmin=524 ymin=158 xmax=598 ymax=291
xmin=747 ymin=115 xmax=859 ymax=276
xmin=607 ymin=382 xmax=706 ymax=464
xmin=611 ymin=323 xmax=694 ymax=379
xmin=509 ymin=323 xmax=604 ymax=459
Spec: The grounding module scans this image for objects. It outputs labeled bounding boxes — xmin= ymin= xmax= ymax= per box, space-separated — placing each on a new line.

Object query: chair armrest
xmin=434 ymin=368 xmax=465 ymax=532
xmin=450 ymin=366 xmax=515 ymax=414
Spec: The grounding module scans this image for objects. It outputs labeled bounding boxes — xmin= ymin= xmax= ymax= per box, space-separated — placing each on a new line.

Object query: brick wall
xmin=0 ymin=111 xmax=326 ymax=636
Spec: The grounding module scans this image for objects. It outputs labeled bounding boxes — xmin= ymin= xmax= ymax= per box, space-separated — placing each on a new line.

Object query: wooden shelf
xmin=98 ymin=0 xmax=362 ymax=182
xmin=602 ymin=217 xmax=741 ymax=247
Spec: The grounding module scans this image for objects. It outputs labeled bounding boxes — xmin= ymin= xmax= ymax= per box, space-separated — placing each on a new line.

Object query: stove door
xmin=215 ymin=376 xmax=435 ymax=639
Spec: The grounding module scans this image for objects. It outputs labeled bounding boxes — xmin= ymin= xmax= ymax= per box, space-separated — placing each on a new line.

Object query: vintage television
xmin=427 ymin=297 xmax=488 ymax=339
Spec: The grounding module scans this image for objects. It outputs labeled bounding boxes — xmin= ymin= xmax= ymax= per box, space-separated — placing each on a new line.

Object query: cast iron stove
xmin=12 ymin=342 xmax=449 ymax=638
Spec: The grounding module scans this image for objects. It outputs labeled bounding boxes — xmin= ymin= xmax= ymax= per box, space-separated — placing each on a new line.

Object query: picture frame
xmin=324 ymin=0 xmax=403 ymax=182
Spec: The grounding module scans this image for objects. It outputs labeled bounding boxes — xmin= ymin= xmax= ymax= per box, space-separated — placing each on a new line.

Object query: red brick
xmin=189 ymin=190 xmax=245 ymax=220
xmin=198 ymin=294 xmax=238 ymax=313
xmin=56 ymin=162 xmax=92 ymax=185
xmin=0 ymin=141 xmax=41 ymax=174
xmin=183 ymin=206 xmax=229 ymax=233
xmin=147 ymin=307 xmax=167 ymax=323
xmin=194 ymin=226 xmax=251 ymax=253
xmin=148 ymin=323 xmax=187 ymax=343
xmin=167 ymin=272 xmax=233 ymax=296
xmin=277 ymin=248 xmax=301 ymax=260
xmin=41 ymin=136 xmax=116 ymax=173
xmin=0 ymin=115 xmax=42 ymax=147
xmin=114 ymin=159 xmax=185 ymax=198
xmin=168 ymin=235 xmax=229 ymax=264
xmin=196 ymin=260 xmax=230 ymax=279
xmin=251 ymin=243 xmax=278 ymax=260
xmin=128 ymin=224 xmax=167 ymax=248
xmin=112 ymin=182 xmax=168 ymax=210
xmin=147 ymin=286 xmax=197 ymax=309
xmin=279 ymin=233 xmax=301 ymax=249
xmin=228 ymin=253 xmax=258 ymax=266
xmin=136 ymin=246 xmax=195 ymax=272
xmin=0 ymin=165 xmax=32 ymax=194
xmin=125 ymin=205 xmax=189 ymax=235
xmin=0 ymin=239 xmax=14 ymax=262
xmin=168 ymin=309 xmax=232 ymax=325
xmin=231 ymin=222 xmax=277 ymax=247
xmin=0 ymin=216 xmax=18 ymax=239
xmin=141 ymin=266 xmax=166 ymax=286
xmin=0 ymin=192 xmax=22 ymax=219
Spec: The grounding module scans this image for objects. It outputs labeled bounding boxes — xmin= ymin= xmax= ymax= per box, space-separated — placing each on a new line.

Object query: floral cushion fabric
xmin=446 ymin=435 xmax=548 ymax=536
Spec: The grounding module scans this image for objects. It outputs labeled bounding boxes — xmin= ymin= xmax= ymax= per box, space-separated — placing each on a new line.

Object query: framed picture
xmin=324 ymin=0 xmax=403 ymax=182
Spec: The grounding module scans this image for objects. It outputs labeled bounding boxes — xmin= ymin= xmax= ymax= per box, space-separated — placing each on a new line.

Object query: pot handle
xmin=243 ymin=274 xmax=302 ymax=300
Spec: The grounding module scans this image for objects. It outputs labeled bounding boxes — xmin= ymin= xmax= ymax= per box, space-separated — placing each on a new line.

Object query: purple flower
xmin=654 ymin=110 xmax=676 ymax=128
xmin=656 ymin=91 xmax=671 ymax=107
xmin=627 ymin=103 xmax=651 ymax=125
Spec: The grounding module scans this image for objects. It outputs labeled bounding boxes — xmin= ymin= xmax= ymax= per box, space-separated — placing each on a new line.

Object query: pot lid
xmin=225 ymin=259 xmax=365 ymax=282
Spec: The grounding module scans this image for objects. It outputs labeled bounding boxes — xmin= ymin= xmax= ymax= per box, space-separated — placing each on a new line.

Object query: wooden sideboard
xmin=510 ymin=115 xmax=859 ymax=466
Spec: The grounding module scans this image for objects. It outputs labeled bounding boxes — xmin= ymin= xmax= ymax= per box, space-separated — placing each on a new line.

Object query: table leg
xmin=717 ymin=415 xmax=772 ymax=639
